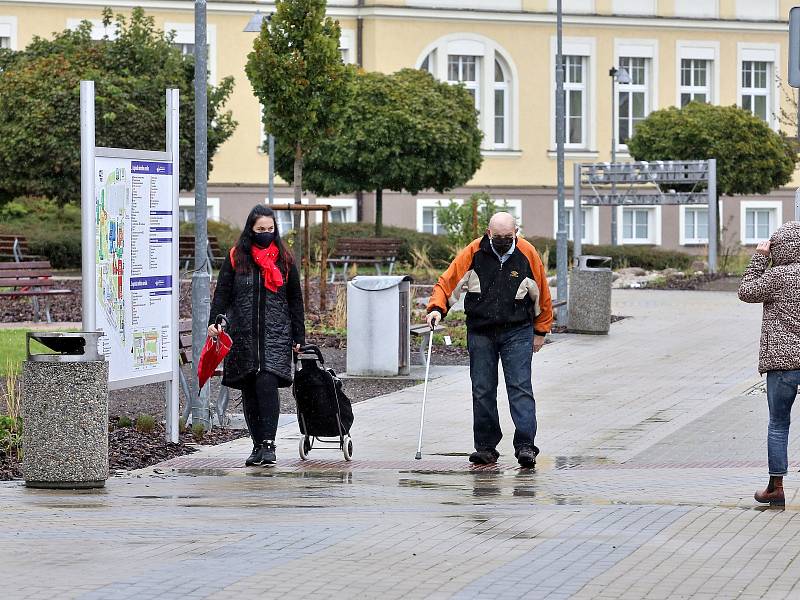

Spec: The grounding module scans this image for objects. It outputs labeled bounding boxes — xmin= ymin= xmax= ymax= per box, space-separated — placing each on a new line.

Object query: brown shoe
xmin=755 ymin=476 xmax=785 ymax=505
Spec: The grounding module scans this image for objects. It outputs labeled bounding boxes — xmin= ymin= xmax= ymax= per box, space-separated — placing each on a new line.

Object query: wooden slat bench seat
xmin=0 ymin=261 xmax=73 ymax=322
xmin=326 ymin=237 xmax=402 ymax=282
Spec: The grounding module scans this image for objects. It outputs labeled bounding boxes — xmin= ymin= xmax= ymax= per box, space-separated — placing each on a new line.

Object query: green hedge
xmin=526 ymin=236 xmax=694 ymax=271
xmin=303 ymin=223 xmax=454 ymax=267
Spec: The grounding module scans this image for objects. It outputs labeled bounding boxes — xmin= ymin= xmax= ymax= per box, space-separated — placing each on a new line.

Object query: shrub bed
xmin=526 ymin=236 xmax=694 ymax=271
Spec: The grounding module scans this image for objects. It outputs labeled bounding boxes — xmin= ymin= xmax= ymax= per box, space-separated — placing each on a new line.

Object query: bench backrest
xmin=179 ymin=235 xmax=223 ymax=260
xmin=178 ymin=319 xmax=193 ymax=365
xmin=332 ymin=237 xmax=402 ymax=259
xmin=0 ymin=234 xmax=31 ymax=258
xmin=0 ymin=260 xmax=56 ymax=288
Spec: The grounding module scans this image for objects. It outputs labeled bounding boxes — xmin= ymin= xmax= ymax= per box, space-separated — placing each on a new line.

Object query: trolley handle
xmin=295 ymin=344 xmax=324 ymax=364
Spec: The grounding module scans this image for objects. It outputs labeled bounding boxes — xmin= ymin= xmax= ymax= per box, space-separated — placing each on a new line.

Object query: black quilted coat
xmin=208 ymin=253 xmax=305 ymax=389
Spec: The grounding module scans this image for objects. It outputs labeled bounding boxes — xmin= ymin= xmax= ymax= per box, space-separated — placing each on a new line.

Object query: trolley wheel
xmin=299 ymin=435 xmax=311 ymax=460
xmin=342 ymin=435 xmax=353 ymax=461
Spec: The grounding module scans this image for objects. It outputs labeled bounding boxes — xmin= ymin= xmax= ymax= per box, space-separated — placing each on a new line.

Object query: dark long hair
xmin=233 ymin=205 xmax=294 ymax=275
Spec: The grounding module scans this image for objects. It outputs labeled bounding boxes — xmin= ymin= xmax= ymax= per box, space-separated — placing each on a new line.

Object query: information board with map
xmin=94 ymin=157 xmax=176 ymax=384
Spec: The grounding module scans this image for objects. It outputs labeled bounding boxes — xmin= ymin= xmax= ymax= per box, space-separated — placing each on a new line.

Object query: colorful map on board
xmin=96 ymin=166 xmax=128 ymax=345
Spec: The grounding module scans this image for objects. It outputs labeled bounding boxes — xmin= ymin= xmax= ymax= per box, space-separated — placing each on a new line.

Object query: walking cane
xmin=415 ymin=324 xmax=435 ymax=460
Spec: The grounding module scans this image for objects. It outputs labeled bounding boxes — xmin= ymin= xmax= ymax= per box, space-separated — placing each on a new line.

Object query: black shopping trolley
xmin=293 ymin=345 xmax=354 ymax=461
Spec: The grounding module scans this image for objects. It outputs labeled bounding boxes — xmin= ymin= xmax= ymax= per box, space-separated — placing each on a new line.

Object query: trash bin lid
xmin=27 ymin=331 xmax=104 ymax=362
xmin=350 ymin=275 xmax=413 ymax=291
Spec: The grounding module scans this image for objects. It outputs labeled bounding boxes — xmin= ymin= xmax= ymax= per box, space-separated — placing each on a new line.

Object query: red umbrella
xmin=197 ymin=315 xmax=232 ymax=393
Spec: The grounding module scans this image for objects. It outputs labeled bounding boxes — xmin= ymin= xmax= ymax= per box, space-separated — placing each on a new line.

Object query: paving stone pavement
xmin=4 ymin=289 xmax=800 ymax=599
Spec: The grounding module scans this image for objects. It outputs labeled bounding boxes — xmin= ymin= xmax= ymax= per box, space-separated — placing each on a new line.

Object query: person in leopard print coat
xmin=739 ymin=221 xmax=800 ymax=506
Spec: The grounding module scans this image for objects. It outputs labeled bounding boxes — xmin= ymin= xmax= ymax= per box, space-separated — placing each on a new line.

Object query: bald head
xmin=488 ymin=212 xmax=517 ymax=237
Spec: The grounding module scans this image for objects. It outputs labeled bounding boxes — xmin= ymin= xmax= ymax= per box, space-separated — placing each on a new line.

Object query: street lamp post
xmin=608 ymin=66 xmax=630 ymax=246
xmin=244 ymin=10 xmax=274 ymax=205
xmin=555 ymin=0 xmax=567 ymax=325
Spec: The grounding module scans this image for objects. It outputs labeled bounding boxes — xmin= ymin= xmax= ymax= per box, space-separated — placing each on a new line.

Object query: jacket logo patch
xmin=510 ymin=270 xmax=520 ymax=278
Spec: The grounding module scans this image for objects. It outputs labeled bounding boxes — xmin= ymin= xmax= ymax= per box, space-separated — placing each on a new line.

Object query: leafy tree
xmin=275 ymin=68 xmax=483 ymax=236
xmin=246 ymin=0 xmax=352 ymax=248
xmin=0 ymin=8 xmax=237 ymax=204
xmin=627 ymin=102 xmax=796 ymax=197
xmin=437 ymin=193 xmax=505 ymax=249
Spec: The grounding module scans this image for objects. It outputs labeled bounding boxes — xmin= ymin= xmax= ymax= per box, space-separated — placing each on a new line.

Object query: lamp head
xmin=243 ymin=10 xmax=271 ymax=33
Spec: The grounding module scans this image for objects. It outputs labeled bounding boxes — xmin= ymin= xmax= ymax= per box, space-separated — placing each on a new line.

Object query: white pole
xmin=166 ymin=88 xmax=181 ymax=444
xmin=80 ymin=80 xmax=96 ymax=332
xmin=795 ymin=187 xmax=800 ymax=221
xmin=573 ymin=162 xmax=582 ymax=260
xmin=708 ymin=159 xmax=718 ymax=274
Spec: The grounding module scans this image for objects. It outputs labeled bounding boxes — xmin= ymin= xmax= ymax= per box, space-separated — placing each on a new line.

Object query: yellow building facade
xmin=1 ymin=0 xmax=798 ymax=251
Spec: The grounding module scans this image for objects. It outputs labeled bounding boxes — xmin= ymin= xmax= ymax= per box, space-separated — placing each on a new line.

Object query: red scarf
xmin=250 ymin=244 xmax=284 ymax=293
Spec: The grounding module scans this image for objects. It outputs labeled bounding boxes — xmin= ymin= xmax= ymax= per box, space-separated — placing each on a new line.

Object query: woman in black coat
xmin=207 ymin=205 xmax=305 ymax=466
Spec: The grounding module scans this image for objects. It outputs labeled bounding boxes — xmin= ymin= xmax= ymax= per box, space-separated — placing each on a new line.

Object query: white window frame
xmin=676 ymin=41 xmax=719 ymax=107
xmin=67 ymin=18 xmax=118 ymax=40
xmin=339 ymin=29 xmax=355 ymax=65
xmin=316 ymin=198 xmax=357 ymax=224
xmin=612 ymin=0 xmax=656 ymax=16
xmin=550 ymin=37 xmax=596 ymax=153
xmin=614 ymin=39 xmax=658 ymax=153
xmin=164 ymin=22 xmax=217 ymax=85
xmin=0 ymin=16 xmax=18 ymax=50
xmin=548 ymin=0 xmax=594 ymax=13
xmin=740 ymin=200 xmax=782 ymax=245
xmin=678 ymin=204 xmax=723 ymax=246
xmin=447 ymin=55 xmax=481 ymax=112
xmin=416 ymin=198 xmax=463 ymax=235
xmin=493 ymin=58 xmax=510 ymax=149
xmin=735 ymin=0 xmax=777 ymax=21
xmin=552 ymin=200 xmax=600 ymax=245
xmin=407 ymin=0 xmax=521 ymax=8
xmin=616 ymin=205 xmax=662 ymax=245
xmin=737 ymin=44 xmax=778 ymax=130
xmin=179 ymin=197 xmax=220 ymax=222
xmin=417 ymin=34 xmax=520 ymax=153
xmin=673 ymin=0 xmax=718 ymax=19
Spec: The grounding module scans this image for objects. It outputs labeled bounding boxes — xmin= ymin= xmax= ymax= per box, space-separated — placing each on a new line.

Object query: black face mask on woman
xmin=252 ymin=231 xmax=275 ymax=248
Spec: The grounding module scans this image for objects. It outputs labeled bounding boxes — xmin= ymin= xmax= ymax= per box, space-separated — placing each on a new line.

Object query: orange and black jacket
xmin=427 ymin=236 xmax=553 ymax=336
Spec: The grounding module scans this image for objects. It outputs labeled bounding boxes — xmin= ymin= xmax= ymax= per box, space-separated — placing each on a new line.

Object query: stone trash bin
xmin=568 ymin=255 xmax=613 ymax=335
xmin=22 ymin=331 xmax=109 ymax=489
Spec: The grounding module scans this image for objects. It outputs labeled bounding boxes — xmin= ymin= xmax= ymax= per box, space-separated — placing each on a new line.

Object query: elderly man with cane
xmin=426 ymin=212 xmax=553 ymax=467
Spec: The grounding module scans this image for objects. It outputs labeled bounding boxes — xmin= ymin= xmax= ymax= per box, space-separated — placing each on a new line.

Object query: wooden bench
xmin=0 ymin=234 xmax=40 ymax=262
xmin=0 ymin=261 xmax=73 ymax=323
xmin=179 ymin=235 xmax=224 ymax=272
xmin=177 ymin=319 xmax=231 ymax=427
xmin=326 ymin=237 xmax=402 ymax=282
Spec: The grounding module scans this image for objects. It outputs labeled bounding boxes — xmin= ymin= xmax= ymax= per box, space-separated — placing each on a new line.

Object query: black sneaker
xmin=245 ymin=444 xmax=262 ymax=466
xmin=469 ymin=448 xmax=499 ymax=465
xmin=515 ymin=445 xmax=539 ymax=468
xmin=260 ymin=441 xmax=277 ymax=465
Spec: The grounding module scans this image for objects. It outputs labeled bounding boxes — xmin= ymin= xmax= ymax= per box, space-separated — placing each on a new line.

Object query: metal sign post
xmin=575 ymin=160 xmax=718 ymax=273
xmin=80 ymin=82 xmax=182 ymax=442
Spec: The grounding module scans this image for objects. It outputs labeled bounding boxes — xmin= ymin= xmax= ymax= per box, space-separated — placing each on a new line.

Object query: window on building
xmin=680 ymin=59 xmax=710 ymax=106
xmin=622 ymin=208 xmax=650 ymax=241
xmin=179 ymin=198 xmax=220 ymax=223
xmin=339 ymin=48 xmax=350 ymax=63
xmin=684 ymin=207 xmax=709 ymax=242
xmin=745 ymin=209 xmax=772 ymax=241
xmin=617 ymin=56 xmax=649 ymax=145
xmin=494 ymin=59 xmax=509 ymax=147
xmin=0 ymin=36 xmax=8 ymax=49
xmin=740 ymin=61 xmax=770 ymax=123
xmin=422 ymin=207 xmax=446 ymax=235
xmin=448 ymin=55 xmax=480 ymax=109
xmin=563 ymin=55 xmax=587 ymax=146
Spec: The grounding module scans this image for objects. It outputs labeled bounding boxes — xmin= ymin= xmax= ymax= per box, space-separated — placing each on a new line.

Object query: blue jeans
xmin=766 ymin=370 xmax=800 ymax=475
xmin=467 ymin=323 xmax=537 ymax=452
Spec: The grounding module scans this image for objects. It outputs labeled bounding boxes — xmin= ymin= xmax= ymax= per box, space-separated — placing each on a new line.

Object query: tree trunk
xmin=293 ymin=143 xmax=303 ymax=264
xmin=374 ymin=188 xmax=383 ymax=237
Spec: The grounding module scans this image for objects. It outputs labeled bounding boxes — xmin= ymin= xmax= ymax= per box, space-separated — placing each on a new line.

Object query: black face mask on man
xmin=491 ymin=236 xmax=514 ymax=255
xmin=252 ymin=231 xmax=275 ymax=248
